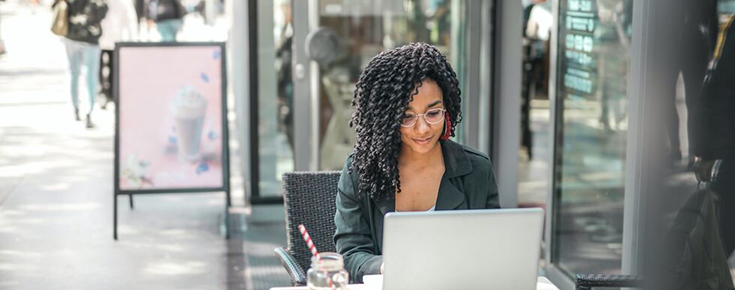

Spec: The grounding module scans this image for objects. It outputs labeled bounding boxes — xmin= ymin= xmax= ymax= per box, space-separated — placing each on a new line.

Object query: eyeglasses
xmin=400 ymin=108 xmax=446 ymax=127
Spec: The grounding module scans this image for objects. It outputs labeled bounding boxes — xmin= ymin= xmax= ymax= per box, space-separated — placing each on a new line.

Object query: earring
xmin=441 ymin=113 xmax=451 ymax=141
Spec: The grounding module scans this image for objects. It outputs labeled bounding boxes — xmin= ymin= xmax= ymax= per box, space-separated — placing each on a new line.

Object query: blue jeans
xmin=64 ymin=38 xmax=101 ymax=115
xmin=157 ymin=19 xmax=183 ymax=42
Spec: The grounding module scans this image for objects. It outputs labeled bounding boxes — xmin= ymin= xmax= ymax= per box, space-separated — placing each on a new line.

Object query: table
xmin=270 ymin=276 xmax=559 ymax=290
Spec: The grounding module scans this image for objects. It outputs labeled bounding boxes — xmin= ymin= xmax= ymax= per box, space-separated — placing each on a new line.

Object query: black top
xmin=144 ymin=0 xmax=185 ymax=22
xmin=61 ymin=0 xmax=108 ymax=45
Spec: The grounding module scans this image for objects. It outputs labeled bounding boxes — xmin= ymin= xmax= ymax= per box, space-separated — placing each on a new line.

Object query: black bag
xmin=663 ymin=185 xmax=734 ymax=290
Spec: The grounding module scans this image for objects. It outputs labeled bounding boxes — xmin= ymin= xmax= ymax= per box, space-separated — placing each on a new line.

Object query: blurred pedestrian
xmin=55 ymin=0 xmax=108 ymax=128
xmin=98 ymin=0 xmax=138 ymax=109
xmin=144 ymin=0 xmax=185 ymax=42
xmin=693 ymin=15 xmax=735 ymax=257
xmin=0 ymin=6 xmax=5 ymax=55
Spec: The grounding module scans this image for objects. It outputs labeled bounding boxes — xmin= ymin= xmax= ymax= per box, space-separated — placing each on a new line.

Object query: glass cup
xmin=171 ymin=86 xmax=207 ymax=163
xmin=307 ymin=252 xmax=349 ymax=290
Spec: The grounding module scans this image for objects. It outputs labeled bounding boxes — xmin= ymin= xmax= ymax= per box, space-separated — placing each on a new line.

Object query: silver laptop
xmin=382 ymin=208 xmax=544 ymax=290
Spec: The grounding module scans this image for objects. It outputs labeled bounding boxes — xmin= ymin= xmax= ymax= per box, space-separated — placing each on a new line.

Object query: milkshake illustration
xmin=172 ymin=86 xmax=207 ymax=162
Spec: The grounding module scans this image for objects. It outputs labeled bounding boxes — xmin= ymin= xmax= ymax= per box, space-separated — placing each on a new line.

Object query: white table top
xmin=270 ymin=276 xmax=559 ymax=290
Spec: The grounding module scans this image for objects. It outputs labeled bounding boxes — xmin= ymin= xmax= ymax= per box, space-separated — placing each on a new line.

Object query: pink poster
xmin=117 ymin=45 xmax=225 ymax=191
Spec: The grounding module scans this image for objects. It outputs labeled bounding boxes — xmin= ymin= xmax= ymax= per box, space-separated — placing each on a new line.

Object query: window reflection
xmin=669 ymin=0 xmax=735 ymax=284
xmin=641 ymin=0 xmax=735 ymax=287
xmin=314 ymin=0 xmax=468 ymax=170
xmin=257 ymin=0 xmax=296 ymax=197
xmin=552 ymin=0 xmax=735 ymax=284
xmin=553 ymin=0 xmax=633 ymax=277
xmin=519 ymin=0 xmax=552 ymax=211
xmin=712 ymin=4 xmax=735 ymax=277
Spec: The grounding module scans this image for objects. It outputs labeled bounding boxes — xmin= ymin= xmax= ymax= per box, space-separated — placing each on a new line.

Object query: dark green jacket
xmin=333 ymin=140 xmax=500 ymax=283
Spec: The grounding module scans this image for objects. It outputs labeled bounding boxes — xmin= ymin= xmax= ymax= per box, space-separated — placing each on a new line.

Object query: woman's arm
xmin=333 ymin=160 xmax=382 ymax=283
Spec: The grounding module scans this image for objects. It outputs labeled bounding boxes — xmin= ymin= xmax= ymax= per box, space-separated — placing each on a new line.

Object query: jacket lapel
xmin=435 ymin=176 xmax=467 ymax=210
xmin=435 ymin=140 xmax=472 ymax=210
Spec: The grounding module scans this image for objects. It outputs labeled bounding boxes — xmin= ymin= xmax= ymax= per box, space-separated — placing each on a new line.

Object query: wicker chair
xmin=274 ymin=171 xmax=341 ymax=286
xmin=574 ymin=274 xmax=642 ymax=290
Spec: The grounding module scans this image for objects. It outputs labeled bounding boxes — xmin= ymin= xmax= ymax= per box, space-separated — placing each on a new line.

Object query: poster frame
xmin=112 ymin=42 xmax=231 ymax=239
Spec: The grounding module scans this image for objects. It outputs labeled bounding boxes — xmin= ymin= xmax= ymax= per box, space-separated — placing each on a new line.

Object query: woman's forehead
xmin=408 ymin=80 xmax=443 ymax=108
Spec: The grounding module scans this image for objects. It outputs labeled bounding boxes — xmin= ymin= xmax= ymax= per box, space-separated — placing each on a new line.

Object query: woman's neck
xmin=398 ymin=141 xmax=444 ymax=168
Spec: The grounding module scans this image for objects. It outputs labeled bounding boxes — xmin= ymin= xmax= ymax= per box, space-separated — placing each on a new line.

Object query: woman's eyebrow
xmin=426 ymin=100 xmax=443 ymax=108
xmin=407 ymin=100 xmax=443 ymax=111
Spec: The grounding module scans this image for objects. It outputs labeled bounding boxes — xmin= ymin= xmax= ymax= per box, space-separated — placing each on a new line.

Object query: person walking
xmin=144 ymin=0 xmax=185 ymax=42
xmin=55 ymin=0 xmax=108 ymax=128
xmin=0 ymin=4 xmax=5 ymax=55
xmin=98 ymin=0 xmax=137 ymax=109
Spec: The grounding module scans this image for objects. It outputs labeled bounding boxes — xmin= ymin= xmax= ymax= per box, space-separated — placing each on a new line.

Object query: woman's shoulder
xmin=461 ymin=144 xmax=493 ymax=178
xmin=341 ymin=154 xmax=356 ymax=175
xmin=338 ymin=155 xmax=360 ymax=196
xmin=458 ymin=143 xmax=490 ymax=163
xmin=444 ymin=140 xmax=492 ymax=167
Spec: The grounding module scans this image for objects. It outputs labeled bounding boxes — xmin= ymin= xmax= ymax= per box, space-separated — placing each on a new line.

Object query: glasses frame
xmin=400 ymin=108 xmax=446 ymax=128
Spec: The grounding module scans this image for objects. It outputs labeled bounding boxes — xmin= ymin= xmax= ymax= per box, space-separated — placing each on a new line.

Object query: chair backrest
xmin=282 ymin=171 xmax=341 ymax=273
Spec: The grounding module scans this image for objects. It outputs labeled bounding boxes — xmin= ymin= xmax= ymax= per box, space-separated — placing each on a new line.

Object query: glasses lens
xmin=402 ymin=113 xmax=417 ymax=127
xmin=425 ymin=109 xmax=444 ymax=124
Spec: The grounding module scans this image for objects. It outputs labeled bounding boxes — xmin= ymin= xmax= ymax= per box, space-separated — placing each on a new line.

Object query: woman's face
xmin=400 ymin=79 xmax=445 ymax=156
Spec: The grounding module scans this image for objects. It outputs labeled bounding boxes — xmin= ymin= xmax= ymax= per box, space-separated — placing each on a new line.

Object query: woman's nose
xmin=416 ymin=116 xmax=431 ymax=133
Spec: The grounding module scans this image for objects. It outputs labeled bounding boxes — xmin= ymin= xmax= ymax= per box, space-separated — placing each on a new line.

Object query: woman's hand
xmin=693 ymin=156 xmax=716 ymax=183
xmin=380 ymin=263 xmax=385 ymax=274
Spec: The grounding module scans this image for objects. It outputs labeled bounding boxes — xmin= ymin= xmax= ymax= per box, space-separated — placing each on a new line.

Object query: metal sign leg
xmin=114 ymin=194 xmax=118 ymax=240
xmin=224 ymin=190 xmax=231 ymax=239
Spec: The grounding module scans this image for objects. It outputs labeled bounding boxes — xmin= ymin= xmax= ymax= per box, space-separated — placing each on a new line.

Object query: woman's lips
xmin=413 ymin=136 xmax=433 ymax=145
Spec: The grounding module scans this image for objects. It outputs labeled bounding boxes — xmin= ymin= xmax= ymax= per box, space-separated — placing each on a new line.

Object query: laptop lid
xmin=382 ymin=208 xmax=544 ymax=290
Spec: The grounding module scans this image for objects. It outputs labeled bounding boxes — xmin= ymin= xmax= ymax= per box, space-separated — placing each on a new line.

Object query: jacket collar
xmin=435 ymin=140 xmax=471 ymax=210
xmin=372 ymin=140 xmax=473 ymax=214
xmin=439 ymin=140 xmax=473 ymax=178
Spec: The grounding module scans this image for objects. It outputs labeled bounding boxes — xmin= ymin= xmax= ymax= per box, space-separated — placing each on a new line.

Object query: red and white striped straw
xmin=298 ymin=224 xmax=321 ymax=261
xmin=299 ymin=224 xmax=334 ymax=287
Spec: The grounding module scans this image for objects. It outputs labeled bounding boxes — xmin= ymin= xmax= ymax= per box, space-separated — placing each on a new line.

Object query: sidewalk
xmin=0 ymin=2 xmax=289 ymax=289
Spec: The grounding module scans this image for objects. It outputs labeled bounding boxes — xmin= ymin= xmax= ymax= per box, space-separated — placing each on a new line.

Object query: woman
xmin=334 ymin=42 xmax=500 ymax=283
xmin=55 ymin=0 xmax=108 ymax=128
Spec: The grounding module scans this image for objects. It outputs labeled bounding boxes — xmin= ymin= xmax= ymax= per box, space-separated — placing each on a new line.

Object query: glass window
xmin=139 ymin=0 xmax=230 ymax=42
xmin=519 ymin=0 xmax=552 ymax=210
xmin=634 ymin=0 xmax=734 ymax=286
xmin=552 ymin=0 xmax=633 ymax=277
xmin=255 ymin=0 xmax=296 ymax=198
xmin=716 ymin=0 xmax=735 ymax=277
xmin=720 ymin=0 xmax=735 ymax=14
xmin=252 ymin=0 xmax=472 ymax=195
xmin=658 ymin=0 xmax=735 ymax=282
xmin=312 ymin=0 xmax=469 ymax=170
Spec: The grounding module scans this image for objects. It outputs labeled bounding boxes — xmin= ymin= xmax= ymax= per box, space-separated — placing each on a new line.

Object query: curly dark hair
xmin=349 ymin=42 xmax=462 ymax=200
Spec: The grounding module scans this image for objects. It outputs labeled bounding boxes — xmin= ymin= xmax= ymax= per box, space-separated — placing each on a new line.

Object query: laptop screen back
xmin=382 ymin=208 xmax=544 ymax=290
